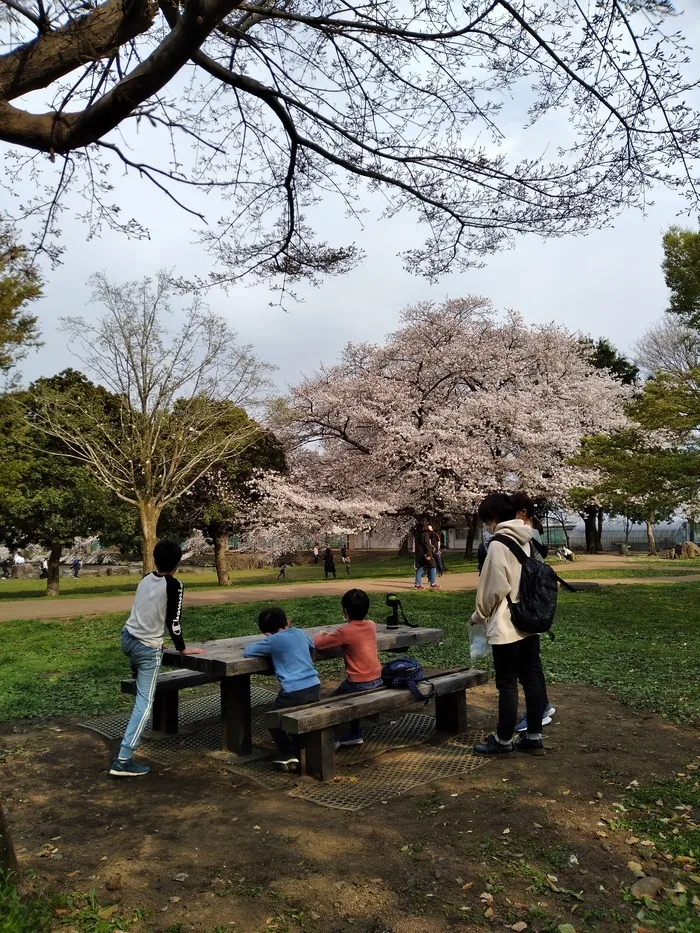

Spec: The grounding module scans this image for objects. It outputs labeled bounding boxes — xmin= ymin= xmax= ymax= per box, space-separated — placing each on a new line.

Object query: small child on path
xmin=314 ymin=589 xmax=382 ymax=748
xmin=243 ymin=607 xmax=320 ymax=772
xmin=110 ymin=540 xmax=204 ymax=777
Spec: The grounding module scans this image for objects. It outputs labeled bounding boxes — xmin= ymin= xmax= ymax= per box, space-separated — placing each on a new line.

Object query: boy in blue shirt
xmin=243 ymin=607 xmax=320 ymax=772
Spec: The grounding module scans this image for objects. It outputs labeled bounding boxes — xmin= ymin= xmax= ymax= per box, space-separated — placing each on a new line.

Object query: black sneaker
xmin=473 ymin=734 xmax=514 ymax=756
xmin=514 ymin=735 xmax=545 ymax=757
xmin=273 ymin=757 xmax=300 ymax=773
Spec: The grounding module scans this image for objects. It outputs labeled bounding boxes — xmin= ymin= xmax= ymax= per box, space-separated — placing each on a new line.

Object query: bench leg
xmin=221 ymin=675 xmax=252 ymax=755
xmin=152 ymin=693 xmax=179 ymax=735
xmin=301 ymin=728 xmax=336 ymax=781
xmin=435 ymin=690 xmax=467 ymax=735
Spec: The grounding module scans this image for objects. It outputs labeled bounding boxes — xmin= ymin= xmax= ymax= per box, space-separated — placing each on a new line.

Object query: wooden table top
xmin=162 ymin=623 xmax=443 ymax=678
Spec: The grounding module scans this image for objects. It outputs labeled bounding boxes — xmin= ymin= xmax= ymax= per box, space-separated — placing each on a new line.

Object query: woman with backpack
xmin=510 ymin=493 xmax=556 ymax=735
xmin=470 ymin=493 xmax=545 ymax=757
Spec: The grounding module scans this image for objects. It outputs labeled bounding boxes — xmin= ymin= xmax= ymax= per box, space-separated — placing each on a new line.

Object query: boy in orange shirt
xmin=314 ymin=588 xmax=382 ymax=748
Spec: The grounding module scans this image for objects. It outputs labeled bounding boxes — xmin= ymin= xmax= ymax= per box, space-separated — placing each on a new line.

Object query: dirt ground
xmin=1 ymin=683 xmax=697 ymax=933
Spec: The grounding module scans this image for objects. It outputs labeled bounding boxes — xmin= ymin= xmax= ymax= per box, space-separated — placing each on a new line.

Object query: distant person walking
xmin=39 ymin=558 xmax=48 ymax=579
xmin=72 ymin=555 xmax=82 ymax=578
xmin=276 ymin=562 xmax=288 ymax=580
xmin=414 ymin=520 xmax=439 ymax=590
xmin=313 ymin=543 xmax=320 ymax=564
xmin=324 ymin=547 xmax=336 ymax=580
xmin=428 ymin=525 xmax=444 ymax=576
xmin=340 ymin=544 xmax=351 ymax=576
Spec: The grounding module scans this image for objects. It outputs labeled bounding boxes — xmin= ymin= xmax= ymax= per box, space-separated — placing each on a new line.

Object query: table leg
xmin=152 ymin=692 xmax=179 ymax=735
xmin=435 ymin=689 xmax=467 ymax=735
xmin=221 ymin=675 xmax=252 ymax=754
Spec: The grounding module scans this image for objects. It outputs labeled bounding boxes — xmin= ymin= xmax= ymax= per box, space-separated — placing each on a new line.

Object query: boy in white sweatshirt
xmin=470 ymin=493 xmax=545 ymax=757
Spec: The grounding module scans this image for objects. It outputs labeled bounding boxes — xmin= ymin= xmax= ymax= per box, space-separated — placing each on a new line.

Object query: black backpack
xmin=491 ymin=534 xmax=576 ymax=635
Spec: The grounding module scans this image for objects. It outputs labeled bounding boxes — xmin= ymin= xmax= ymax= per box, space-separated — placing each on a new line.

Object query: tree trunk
xmin=690 ymin=519 xmax=696 ymax=543
xmin=46 ymin=543 xmax=62 ymax=596
xmin=464 ymin=512 xmax=477 ymax=559
xmin=214 ymin=530 xmax=231 ymax=586
xmin=557 ymin=516 xmax=571 ymax=548
xmin=0 ymin=802 xmax=18 ymax=875
xmin=646 ymin=515 xmax=657 ymax=556
xmin=583 ymin=507 xmax=598 ymax=554
xmin=139 ymin=500 xmax=163 ymax=575
xmin=398 ymin=534 xmax=410 ymax=556
xmin=624 ymin=518 xmax=632 ymax=546
xmin=595 ymin=507 xmax=604 ymax=552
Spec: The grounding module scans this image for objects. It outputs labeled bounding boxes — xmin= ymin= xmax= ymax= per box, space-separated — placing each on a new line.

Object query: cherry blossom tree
xmin=272 ymin=298 xmax=630 ymax=543
xmin=1 ymin=1 xmax=700 ymax=286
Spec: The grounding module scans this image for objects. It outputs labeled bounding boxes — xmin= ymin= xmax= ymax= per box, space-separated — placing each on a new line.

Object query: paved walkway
xmin=1 ymin=555 xmax=698 ymax=622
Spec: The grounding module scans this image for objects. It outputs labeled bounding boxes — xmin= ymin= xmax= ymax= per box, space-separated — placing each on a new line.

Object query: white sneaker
xmin=273 ymin=757 xmax=299 ymax=773
xmin=335 ymin=737 xmax=364 ymax=750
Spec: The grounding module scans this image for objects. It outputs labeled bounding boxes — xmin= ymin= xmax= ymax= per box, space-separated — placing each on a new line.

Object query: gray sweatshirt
xmin=124 ymin=572 xmax=186 ymax=651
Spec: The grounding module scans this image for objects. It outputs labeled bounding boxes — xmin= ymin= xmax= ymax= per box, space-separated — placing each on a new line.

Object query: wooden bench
xmin=264 ymin=668 xmax=487 ymax=781
xmin=121 ymin=670 xmax=218 ymax=734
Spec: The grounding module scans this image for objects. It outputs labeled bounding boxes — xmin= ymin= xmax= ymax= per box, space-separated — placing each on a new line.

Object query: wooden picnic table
xmin=162 ymin=623 xmax=443 ymax=755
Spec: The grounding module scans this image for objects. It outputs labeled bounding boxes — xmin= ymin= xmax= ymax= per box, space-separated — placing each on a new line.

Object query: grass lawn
xmin=0 ymin=554 xmax=479 ymax=601
xmin=558 ymin=564 xmax=700 ymax=579
xmin=1 ymin=582 xmax=699 ymax=724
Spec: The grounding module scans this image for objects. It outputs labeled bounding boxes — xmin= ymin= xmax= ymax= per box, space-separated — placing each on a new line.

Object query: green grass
xmin=558 ymin=565 xmax=700 ymax=580
xmin=1 ymin=582 xmax=700 ymax=724
xmin=0 ymin=872 xmax=146 ymax=933
xmin=612 ymin=765 xmax=700 ymax=933
xmin=0 ymin=554 xmax=478 ymax=601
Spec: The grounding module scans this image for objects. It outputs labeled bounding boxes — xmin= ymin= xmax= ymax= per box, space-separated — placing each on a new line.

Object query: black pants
xmin=269 ymin=684 xmax=320 ymax=756
xmin=324 ymin=569 xmax=336 ymax=579
xmin=492 ymin=636 xmax=544 ymax=740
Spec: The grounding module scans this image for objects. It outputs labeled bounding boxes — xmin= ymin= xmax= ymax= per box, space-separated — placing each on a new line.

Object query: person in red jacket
xmin=314 ymin=589 xmax=382 ymax=748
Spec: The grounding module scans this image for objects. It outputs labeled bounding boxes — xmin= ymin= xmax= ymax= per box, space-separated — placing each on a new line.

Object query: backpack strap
xmin=555 ymin=575 xmax=578 ymax=593
xmin=493 ymin=534 xmax=578 ymax=593
xmin=491 ymin=534 xmax=527 ymax=563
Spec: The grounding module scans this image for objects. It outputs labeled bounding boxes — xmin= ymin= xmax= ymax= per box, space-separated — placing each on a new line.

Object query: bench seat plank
xmin=271 ymin=669 xmax=487 ymax=735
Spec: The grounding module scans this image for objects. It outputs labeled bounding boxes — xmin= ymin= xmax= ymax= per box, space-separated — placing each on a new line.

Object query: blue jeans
xmin=415 ymin=566 xmax=436 ymax=586
xmin=118 ymin=627 xmax=163 ymax=760
xmin=270 ymin=684 xmax=321 ymax=757
xmin=333 ymin=677 xmax=383 ymax=741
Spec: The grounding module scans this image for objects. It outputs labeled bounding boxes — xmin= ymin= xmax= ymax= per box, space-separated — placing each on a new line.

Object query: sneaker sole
xmin=109 ymin=769 xmax=150 ymax=777
xmin=473 ymin=747 xmax=514 ymax=756
xmin=336 ymin=740 xmax=364 ymax=749
xmin=273 ymin=760 xmax=300 ymax=773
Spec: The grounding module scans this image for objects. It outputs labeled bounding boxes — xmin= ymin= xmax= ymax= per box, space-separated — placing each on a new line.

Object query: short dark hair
xmin=341 ymin=588 xmax=370 ymax=621
xmin=477 ymin=493 xmax=518 ymax=525
xmin=258 ymin=607 xmax=288 ymax=634
xmin=510 ymin=492 xmax=535 ymax=518
xmin=153 ymin=539 xmax=182 ymax=574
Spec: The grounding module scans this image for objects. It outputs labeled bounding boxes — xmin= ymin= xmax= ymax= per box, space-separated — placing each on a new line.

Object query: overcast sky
xmin=12 ymin=5 xmax=700 ymax=395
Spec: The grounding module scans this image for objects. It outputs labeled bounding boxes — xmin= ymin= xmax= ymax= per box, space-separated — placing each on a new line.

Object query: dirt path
xmin=1 ymin=682 xmax=697 ymax=932
xmin=0 ymin=555 xmax=697 ymax=622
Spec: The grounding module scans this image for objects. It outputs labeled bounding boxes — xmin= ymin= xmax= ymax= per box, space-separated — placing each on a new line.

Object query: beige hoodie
xmin=470 ymin=519 xmax=534 ymax=645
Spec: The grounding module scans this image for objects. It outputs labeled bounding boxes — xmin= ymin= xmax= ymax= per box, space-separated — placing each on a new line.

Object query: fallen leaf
xmin=169 ymin=896 xmax=181 ymax=904
xmin=54 ymin=907 xmax=71 ymax=917
xmin=628 ymin=861 xmax=644 ymax=877
xmin=484 ymin=906 xmax=495 ymax=919
xmin=596 ymin=831 xmax=608 ymax=838
xmin=462 ymin=881 xmax=473 ymax=890
xmin=97 ymin=905 xmax=118 ymax=921
xmin=561 ymin=789 xmax=570 ymax=796
xmin=533 ymin=822 xmax=543 ymax=829
xmin=480 ymin=891 xmax=494 ymax=903
xmin=626 ymin=837 xmax=640 ymax=845
xmin=675 ymin=856 xmax=696 ymax=865
xmin=173 ymin=872 xmax=188 ymax=883
xmin=510 ymin=923 xmax=527 ymax=932
xmin=557 ymin=925 xmax=576 ymax=933
xmin=639 ymin=840 xmax=656 ymax=848
xmin=503 ymin=828 xmax=511 ymax=835
xmin=630 ymin=877 xmax=664 ymax=900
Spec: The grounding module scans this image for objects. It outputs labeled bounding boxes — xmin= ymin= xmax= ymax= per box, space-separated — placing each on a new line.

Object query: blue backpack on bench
xmin=381 ymin=657 xmax=434 ymax=704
